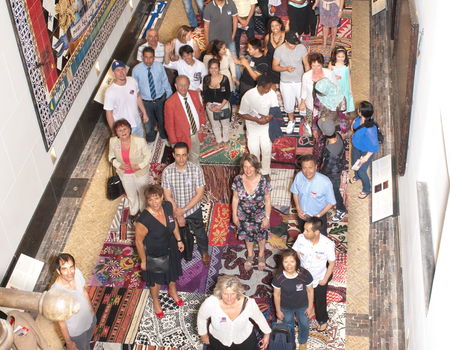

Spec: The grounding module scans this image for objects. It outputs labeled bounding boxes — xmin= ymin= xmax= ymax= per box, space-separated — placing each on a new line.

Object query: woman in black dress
xmin=264 ymin=16 xmax=285 ymax=91
xmin=135 ymin=185 xmax=184 ymax=319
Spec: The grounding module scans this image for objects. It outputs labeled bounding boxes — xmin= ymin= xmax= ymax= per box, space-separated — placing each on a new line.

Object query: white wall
xmin=0 ymin=0 xmax=139 ymax=281
xmin=398 ymin=0 xmax=450 ymax=348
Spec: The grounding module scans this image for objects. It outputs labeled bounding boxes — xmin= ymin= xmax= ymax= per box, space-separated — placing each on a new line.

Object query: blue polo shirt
xmin=132 ymin=61 xmax=172 ymax=101
xmin=290 ymin=172 xmax=336 ymax=215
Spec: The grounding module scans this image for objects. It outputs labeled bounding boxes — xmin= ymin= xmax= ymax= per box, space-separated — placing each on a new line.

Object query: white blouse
xmin=197 ymin=295 xmax=272 ymax=346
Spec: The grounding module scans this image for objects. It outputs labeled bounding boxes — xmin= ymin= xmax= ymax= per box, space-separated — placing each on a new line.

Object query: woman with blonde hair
xmin=198 ymin=276 xmax=271 ymax=350
xmin=171 ymin=25 xmax=200 ymax=59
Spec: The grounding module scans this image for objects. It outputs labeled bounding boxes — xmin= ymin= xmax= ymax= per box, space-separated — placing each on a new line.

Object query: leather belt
xmin=143 ymin=93 xmax=166 ymax=103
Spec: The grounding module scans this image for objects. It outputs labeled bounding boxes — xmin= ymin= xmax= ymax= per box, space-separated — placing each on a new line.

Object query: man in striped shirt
xmin=162 ymin=142 xmax=210 ymax=266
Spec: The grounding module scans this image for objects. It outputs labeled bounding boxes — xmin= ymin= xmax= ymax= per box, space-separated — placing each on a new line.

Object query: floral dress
xmin=232 ymin=174 xmax=272 ymax=242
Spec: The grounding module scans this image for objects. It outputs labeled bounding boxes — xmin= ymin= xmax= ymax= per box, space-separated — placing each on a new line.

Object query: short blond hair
xmin=213 ymin=276 xmax=246 ymax=300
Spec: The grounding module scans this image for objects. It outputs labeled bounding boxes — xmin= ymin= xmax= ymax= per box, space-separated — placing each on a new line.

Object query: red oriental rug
xmin=208 ymin=203 xmax=232 ymax=247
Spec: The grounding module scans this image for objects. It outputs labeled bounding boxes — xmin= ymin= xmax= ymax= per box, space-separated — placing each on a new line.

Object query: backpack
xmin=268 ymin=323 xmax=296 ymax=350
xmin=354 ymin=121 xmax=384 ymax=144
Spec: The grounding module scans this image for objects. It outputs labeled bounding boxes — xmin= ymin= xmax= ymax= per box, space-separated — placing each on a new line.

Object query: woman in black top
xmin=272 ymin=249 xmax=313 ymax=349
xmin=203 ymin=59 xmax=232 ymax=150
xmin=135 ymin=185 xmax=184 ymax=319
xmin=264 ymin=17 xmax=285 ymax=90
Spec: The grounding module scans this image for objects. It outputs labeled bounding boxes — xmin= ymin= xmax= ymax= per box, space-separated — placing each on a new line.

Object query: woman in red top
xmin=108 ymin=119 xmax=152 ymax=222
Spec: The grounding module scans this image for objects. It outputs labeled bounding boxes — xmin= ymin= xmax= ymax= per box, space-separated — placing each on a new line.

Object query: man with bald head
xmin=137 ymin=29 xmax=165 ymax=63
xmin=164 ymin=75 xmax=206 ymax=164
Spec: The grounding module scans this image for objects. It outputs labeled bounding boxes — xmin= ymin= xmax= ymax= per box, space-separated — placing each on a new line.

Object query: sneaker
xmin=331 ymin=210 xmax=346 ymax=223
xmin=286 ymin=121 xmax=295 ymax=134
xmin=304 ymin=123 xmax=312 ymax=136
xmin=162 ymin=138 xmax=171 ymax=147
xmin=147 ymin=141 xmax=154 ymax=149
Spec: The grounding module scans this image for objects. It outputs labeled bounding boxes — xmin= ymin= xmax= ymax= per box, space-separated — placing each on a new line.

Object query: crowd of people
xmin=56 ymin=3 xmax=381 ymax=350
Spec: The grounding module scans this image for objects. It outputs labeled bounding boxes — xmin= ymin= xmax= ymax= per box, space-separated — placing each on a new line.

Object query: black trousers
xmin=209 ymin=332 xmax=259 ymax=350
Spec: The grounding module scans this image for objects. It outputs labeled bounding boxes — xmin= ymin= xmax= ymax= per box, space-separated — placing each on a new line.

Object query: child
xmin=328 ymin=47 xmax=354 ymax=113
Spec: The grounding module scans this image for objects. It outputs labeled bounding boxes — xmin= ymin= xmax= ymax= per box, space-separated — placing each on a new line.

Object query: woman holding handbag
xmin=203 ymin=58 xmax=232 ymax=150
xmin=108 ymin=119 xmax=152 ymax=223
xmin=135 ymin=185 xmax=185 ymax=319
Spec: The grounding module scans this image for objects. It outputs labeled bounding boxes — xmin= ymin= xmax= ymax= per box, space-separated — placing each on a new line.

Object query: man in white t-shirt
xmin=292 ymin=217 xmax=336 ymax=332
xmin=272 ymin=31 xmax=310 ymax=134
xmin=164 ymin=44 xmax=208 ymax=92
xmin=104 ymin=61 xmax=148 ymax=137
xmin=51 ymin=253 xmax=96 ymax=350
xmin=238 ymin=75 xmax=278 ymax=179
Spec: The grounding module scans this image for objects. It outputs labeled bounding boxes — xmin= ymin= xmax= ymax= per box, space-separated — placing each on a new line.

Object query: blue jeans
xmin=281 ymin=306 xmax=309 ymax=345
xmin=143 ymin=96 xmax=167 ymax=143
xmin=351 ymin=146 xmax=374 ymax=194
xmin=131 ymin=121 xmax=144 ymax=138
xmin=235 ymin=16 xmax=255 ymax=56
xmin=183 ymin=0 xmax=204 ymax=27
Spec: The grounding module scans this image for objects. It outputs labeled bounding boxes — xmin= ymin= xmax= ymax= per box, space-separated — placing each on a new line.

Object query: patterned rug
xmin=202 ymin=164 xmax=240 ymax=204
xmin=200 ymin=111 xmax=247 ymax=165
xmin=134 ymin=291 xmax=207 ymax=349
xmin=89 ymin=287 xmax=149 ymax=344
xmin=218 ymin=245 xmax=278 ymax=299
xmin=89 ymin=242 xmax=146 ymax=289
xmin=202 ymin=245 xmax=225 ymax=294
xmin=269 ymin=168 xmax=294 ymax=213
xmin=208 ymin=203 xmax=231 ymax=247
xmin=270 ymin=136 xmax=297 ymax=169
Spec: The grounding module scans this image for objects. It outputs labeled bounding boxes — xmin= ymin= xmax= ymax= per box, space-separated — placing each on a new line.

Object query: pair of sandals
xmin=244 ymin=255 xmax=265 ymax=271
xmin=349 ymin=178 xmax=370 ymax=199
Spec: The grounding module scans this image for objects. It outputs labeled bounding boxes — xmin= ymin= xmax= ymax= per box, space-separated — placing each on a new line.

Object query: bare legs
xmin=244 ymin=239 xmax=267 ymax=270
xmin=150 ymin=281 xmax=180 ymax=314
xmin=287 ymin=111 xmax=295 ymax=123
xmin=321 ymin=25 xmax=338 ymax=49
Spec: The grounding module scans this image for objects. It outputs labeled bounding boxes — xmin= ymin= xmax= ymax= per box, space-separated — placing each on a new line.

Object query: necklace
xmin=273 ymin=33 xmax=282 ymax=46
xmin=148 ymin=207 xmax=163 ymax=217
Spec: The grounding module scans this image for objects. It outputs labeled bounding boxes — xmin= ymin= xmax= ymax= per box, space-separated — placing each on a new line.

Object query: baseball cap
xmin=111 ymin=60 xmax=126 ymax=71
xmin=285 ymin=31 xmax=301 ymax=45
xmin=318 ymin=117 xmax=336 ymax=136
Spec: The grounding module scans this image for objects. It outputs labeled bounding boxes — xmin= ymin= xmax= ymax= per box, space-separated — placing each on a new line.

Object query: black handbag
xmin=213 ymin=107 xmax=232 ymax=121
xmin=179 ymin=225 xmax=194 ymax=261
xmin=143 ymin=240 xmax=170 ymax=273
xmin=107 ymin=163 xmax=125 ymax=200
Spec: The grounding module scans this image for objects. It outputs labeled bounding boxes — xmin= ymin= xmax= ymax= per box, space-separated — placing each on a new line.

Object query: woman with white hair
xmin=197 ymin=276 xmax=271 ymax=350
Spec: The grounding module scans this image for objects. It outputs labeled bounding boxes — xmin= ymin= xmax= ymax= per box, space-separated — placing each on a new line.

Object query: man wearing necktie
xmin=132 ymin=47 xmax=173 ymax=149
xmin=164 ymin=75 xmax=206 ymax=164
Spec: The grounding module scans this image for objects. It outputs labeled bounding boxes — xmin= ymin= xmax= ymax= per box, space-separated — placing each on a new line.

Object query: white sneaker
xmin=162 ymin=139 xmax=171 ymax=147
xmin=147 ymin=141 xmax=154 ymax=149
xmin=304 ymin=123 xmax=312 ymax=136
xmin=331 ymin=210 xmax=346 ymax=223
xmin=286 ymin=121 xmax=295 ymax=134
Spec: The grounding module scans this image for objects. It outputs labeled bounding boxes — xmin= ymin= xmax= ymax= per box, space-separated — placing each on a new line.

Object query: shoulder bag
xmin=107 ymin=160 xmax=125 ymax=200
xmin=142 ymin=205 xmax=170 ymax=273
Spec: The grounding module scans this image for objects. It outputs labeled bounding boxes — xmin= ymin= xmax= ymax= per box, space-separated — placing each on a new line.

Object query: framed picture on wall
xmin=5 ymin=0 xmax=129 ymax=151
